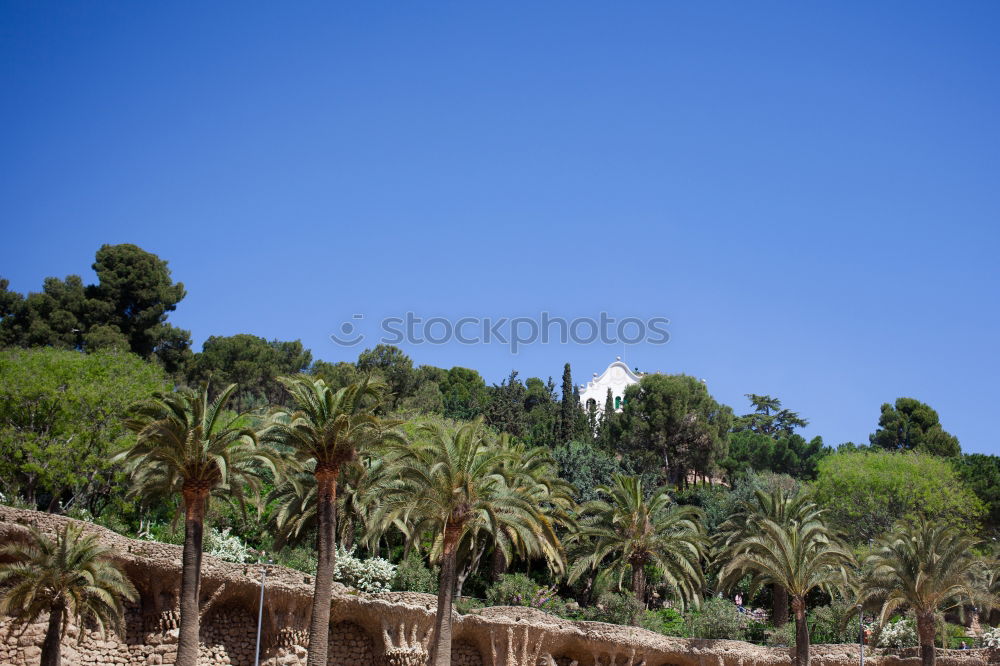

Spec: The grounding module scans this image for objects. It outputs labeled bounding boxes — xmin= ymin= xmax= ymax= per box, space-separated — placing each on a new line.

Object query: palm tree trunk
xmin=773 ymin=585 xmax=789 ymax=626
xmin=429 ymin=523 xmax=461 ymax=666
xmin=306 ymin=467 xmax=339 ymax=666
xmin=630 ymin=561 xmax=647 ymax=626
xmin=490 ymin=546 xmax=508 ymax=582
xmin=456 ymin=541 xmax=486 ymax=599
xmin=40 ymin=601 xmax=64 ymax=666
xmin=177 ymin=488 xmax=208 ymax=666
xmin=793 ymin=596 xmax=810 ymax=666
xmin=917 ymin=612 xmax=936 ymax=666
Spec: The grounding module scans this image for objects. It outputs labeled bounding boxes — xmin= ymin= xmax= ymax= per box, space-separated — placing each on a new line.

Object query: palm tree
xmin=118 ymin=383 xmax=276 ymax=666
xmin=264 ymin=375 xmax=402 ymax=666
xmin=716 ymin=487 xmax=821 ymax=626
xmin=0 ymin=524 xmax=137 ymax=666
xmin=863 ymin=520 xmax=980 ymax=666
xmin=568 ymin=474 xmax=706 ymax=620
xmin=719 ymin=513 xmax=854 ymax=666
xmin=374 ymin=418 xmax=558 ymax=666
xmin=970 ymin=553 xmax=1000 ymax=630
xmin=267 ymin=457 xmax=388 ymax=551
xmin=479 ymin=437 xmax=574 ymax=589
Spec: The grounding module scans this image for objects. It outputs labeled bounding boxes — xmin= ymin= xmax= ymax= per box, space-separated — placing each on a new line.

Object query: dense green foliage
xmin=2 ymin=243 xmax=999 ymax=655
xmin=813 ymin=450 xmax=984 ymax=543
xmin=0 ymin=524 xmax=137 ymax=666
xmin=0 ymin=348 xmax=167 ymax=513
xmin=870 ymin=397 xmax=961 ymax=457
xmin=617 ymin=374 xmax=733 ymax=486
xmin=0 ymin=244 xmax=191 ymax=372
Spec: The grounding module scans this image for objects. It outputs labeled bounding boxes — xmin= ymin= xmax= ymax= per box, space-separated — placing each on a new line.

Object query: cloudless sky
xmin=2 ymin=2 xmax=998 ymax=453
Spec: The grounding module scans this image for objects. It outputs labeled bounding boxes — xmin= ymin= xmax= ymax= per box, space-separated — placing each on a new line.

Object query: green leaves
xmin=869 ymin=397 xmax=960 ymax=457
xmin=863 ymin=519 xmax=980 ymax=623
xmin=0 ymin=524 xmax=137 ymax=639
xmin=0 ymin=348 xmax=167 ymax=511
xmin=812 ymin=450 xmax=984 ymax=544
xmin=569 ymin=474 xmax=707 ymax=609
xmin=0 ymin=244 xmax=192 ymax=373
xmin=618 ymin=374 xmax=733 ymax=487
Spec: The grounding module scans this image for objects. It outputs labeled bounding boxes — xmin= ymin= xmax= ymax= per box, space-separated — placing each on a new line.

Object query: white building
xmin=578 ymin=357 xmax=643 ymax=413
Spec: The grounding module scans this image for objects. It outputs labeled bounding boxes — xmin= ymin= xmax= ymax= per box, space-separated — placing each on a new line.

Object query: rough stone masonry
xmin=1 ymin=507 xmax=997 ymax=666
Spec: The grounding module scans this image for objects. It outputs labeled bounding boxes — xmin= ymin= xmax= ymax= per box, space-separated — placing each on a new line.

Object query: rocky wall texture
xmin=2 ymin=507 xmax=998 ymax=666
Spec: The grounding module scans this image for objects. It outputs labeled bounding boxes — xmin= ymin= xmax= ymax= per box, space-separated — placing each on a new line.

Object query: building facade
xmin=578 ymin=357 xmax=642 ymax=413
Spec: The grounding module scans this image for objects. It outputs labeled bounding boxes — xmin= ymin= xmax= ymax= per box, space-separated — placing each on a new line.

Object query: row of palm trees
xmin=717 ymin=490 xmax=994 ymax=666
xmin=1 ymin=375 xmax=996 ymax=666
xmin=115 ymin=376 xmax=576 ymax=666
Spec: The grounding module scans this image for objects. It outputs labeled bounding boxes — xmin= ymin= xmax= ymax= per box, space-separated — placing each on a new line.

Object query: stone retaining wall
xmin=2 ymin=507 xmax=998 ymax=666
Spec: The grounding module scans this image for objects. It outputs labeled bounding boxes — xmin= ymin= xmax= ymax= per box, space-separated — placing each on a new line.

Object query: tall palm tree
xmin=718 ymin=514 xmax=854 ymax=666
xmin=567 ymin=474 xmax=706 ymax=619
xmin=480 ymin=437 xmax=574 ymax=588
xmin=267 ymin=456 xmax=388 ymax=551
xmin=374 ymin=418 xmax=558 ymax=666
xmin=863 ymin=520 xmax=980 ymax=666
xmin=716 ymin=487 xmax=821 ymax=626
xmin=118 ymin=383 xmax=276 ymax=666
xmin=264 ymin=375 xmax=402 ymax=666
xmin=0 ymin=524 xmax=137 ymax=666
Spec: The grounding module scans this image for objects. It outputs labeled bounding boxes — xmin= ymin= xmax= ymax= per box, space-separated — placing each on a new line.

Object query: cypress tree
xmin=559 ymin=363 xmax=576 ymax=444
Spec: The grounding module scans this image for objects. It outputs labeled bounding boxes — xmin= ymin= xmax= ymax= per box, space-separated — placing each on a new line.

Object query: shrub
xmin=276 ymin=546 xmax=317 ymax=574
xmin=877 ymin=618 xmax=918 ymax=649
xmin=205 ymin=527 xmax=251 ymax=563
xmin=941 ymin=622 xmax=968 ymax=649
xmin=641 ymin=608 xmax=687 ymax=637
xmin=486 ymin=573 xmax=539 ymax=606
xmin=456 ymin=597 xmax=485 ymax=614
xmin=332 ymin=546 xmax=396 ymax=593
xmin=810 ymin=602 xmax=858 ymax=644
xmin=484 ymin=573 xmax=567 ymax=615
xmin=136 ymin=520 xmax=184 ymax=545
xmin=392 ymin=551 xmax=438 ymax=594
xmin=687 ymin=598 xmax=746 ymax=640
xmin=981 ymin=627 xmax=1000 ymax=648
xmin=766 ymin=622 xmax=796 ymax=647
xmin=586 ymin=592 xmax=645 ymax=626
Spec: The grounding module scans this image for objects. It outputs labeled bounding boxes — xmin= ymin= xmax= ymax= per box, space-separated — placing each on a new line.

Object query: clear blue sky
xmin=2 ymin=2 xmax=998 ymax=453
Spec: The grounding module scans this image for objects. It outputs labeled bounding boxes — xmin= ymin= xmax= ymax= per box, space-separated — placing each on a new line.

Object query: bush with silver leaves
xmin=205 ymin=527 xmax=251 ymax=563
xmin=981 ymin=627 xmax=1000 ymax=648
xmin=333 ymin=546 xmax=396 ymax=593
xmin=877 ymin=618 xmax=918 ymax=649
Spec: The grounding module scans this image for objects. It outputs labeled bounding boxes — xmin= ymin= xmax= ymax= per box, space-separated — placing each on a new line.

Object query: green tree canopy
xmin=732 ymin=394 xmax=808 ymax=437
xmin=188 ymin=334 xmax=312 ymax=411
xmin=356 ymin=344 xmax=414 ymax=409
xmin=309 ymin=360 xmax=360 ymax=391
xmin=87 ymin=243 xmax=188 ymax=359
xmin=869 ymin=397 xmax=960 ymax=457
xmin=0 ymin=244 xmax=191 ymax=372
xmin=953 ymin=453 xmax=1000 ymax=538
xmin=723 ymin=430 xmax=830 ymax=482
xmin=618 ymin=374 xmax=733 ymax=487
xmin=0 ymin=348 xmax=167 ymax=512
xmin=440 ymin=366 xmax=487 ymax=420
xmin=812 ymin=450 xmax=983 ymax=544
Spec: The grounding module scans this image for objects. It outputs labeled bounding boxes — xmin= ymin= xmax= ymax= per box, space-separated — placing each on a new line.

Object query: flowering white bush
xmin=878 ymin=618 xmax=918 ymax=649
xmin=981 ymin=627 xmax=1000 ymax=648
xmin=205 ymin=527 xmax=251 ymax=563
xmin=333 ymin=546 xmax=397 ymax=593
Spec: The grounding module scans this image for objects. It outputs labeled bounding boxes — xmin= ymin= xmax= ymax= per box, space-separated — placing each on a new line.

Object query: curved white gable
xmin=578 ymin=357 xmax=642 ymax=413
